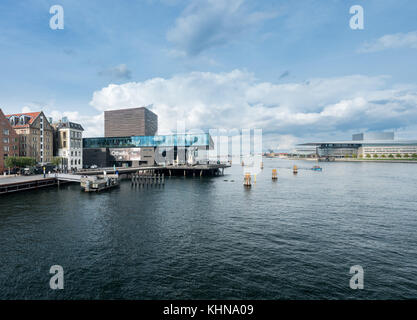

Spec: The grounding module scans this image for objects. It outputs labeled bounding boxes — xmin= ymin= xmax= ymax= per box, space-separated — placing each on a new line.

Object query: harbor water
xmin=0 ymin=159 xmax=416 ymax=299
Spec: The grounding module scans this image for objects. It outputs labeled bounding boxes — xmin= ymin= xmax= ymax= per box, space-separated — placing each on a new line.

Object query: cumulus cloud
xmin=359 ymin=31 xmax=417 ymax=53
xmin=98 ymin=64 xmax=132 ymax=80
xmin=89 ymin=69 xmax=417 ymax=150
xmin=167 ymin=0 xmax=278 ymax=56
xmin=48 ymin=110 xmax=104 ymax=138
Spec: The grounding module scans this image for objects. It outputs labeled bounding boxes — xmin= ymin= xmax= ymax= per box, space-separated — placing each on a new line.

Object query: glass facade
xmin=83 ymin=134 xmax=213 ymax=149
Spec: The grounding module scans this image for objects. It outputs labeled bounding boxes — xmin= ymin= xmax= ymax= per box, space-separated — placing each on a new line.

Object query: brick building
xmin=0 ymin=109 xmax=19 ymax=174
xmin=6 ymin=111 xmax=54 ymax=164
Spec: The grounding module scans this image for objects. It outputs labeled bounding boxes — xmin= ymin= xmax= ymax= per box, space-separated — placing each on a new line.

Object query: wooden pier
xmin=77 ymin=164 xmax=230 ymax=177
xmin=0 ymin=176 xmax=59 ymax=195
xmin=0 ymin=164 xmax=230 ymax=195
xmin=131 ymin=172 xmax=165 ymax=186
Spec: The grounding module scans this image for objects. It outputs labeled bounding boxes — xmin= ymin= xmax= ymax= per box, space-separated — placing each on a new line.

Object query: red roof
xmin=4 ymin=112 xmax=42 ymax=127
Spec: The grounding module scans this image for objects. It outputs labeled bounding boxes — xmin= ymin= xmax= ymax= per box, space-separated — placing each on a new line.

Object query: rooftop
xmin=5 ymin=112 xmax=42 ymax=128
xmin=299 ymin=139 xmax=417 ymax=146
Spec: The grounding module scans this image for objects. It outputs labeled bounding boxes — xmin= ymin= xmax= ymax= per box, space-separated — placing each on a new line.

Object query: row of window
xmin=71 ymin=159 xmax=82 ymax=165
xmin=3 ymin=145 xmax=18 ymax=152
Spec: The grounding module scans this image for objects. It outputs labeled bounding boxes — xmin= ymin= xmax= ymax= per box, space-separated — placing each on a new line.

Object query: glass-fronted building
xmin=83 ymin=134 xmax=214 ymax=168
xmin=298 ymin=132 xmax=417 ymax=159
xmin=83 ymin=134 xmax=213 ymax=149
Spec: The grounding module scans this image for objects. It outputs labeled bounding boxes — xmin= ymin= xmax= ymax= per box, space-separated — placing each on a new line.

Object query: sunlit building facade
xmin=83 ymin=134 xmax=214 ymax=168
xmin=299 ymin=132 xmax=417 ymax=159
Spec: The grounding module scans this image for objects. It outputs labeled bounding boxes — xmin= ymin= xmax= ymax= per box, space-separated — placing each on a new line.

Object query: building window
xmin=2 ymin=129 xmax=9 ymax=135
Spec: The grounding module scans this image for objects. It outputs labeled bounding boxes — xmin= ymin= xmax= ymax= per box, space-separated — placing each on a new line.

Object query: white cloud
xmin=359 ymin=31 xmax=417 ymax=53
xmin=48 ymin=110 xmax=104 ymax=138
xmin=167 ymin=0 xmax=278 ymax=56
xmin=98 ymin=64 xmax=132 ymax=80
xmin=89 ymin=69 xmax=417 ymax=150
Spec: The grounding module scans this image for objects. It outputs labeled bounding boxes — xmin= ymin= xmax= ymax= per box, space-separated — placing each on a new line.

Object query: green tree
xmin=4 ymin=156 xmax=36 ymax=171
xmin=404 ymin=154 xmax=409 ymax=158
xmin=381 ymin=154 xmax=386 ymax=158
xmin=412 ymin=154 xmax=417 ymax=158
xmin=51 ymin=157 xmax=62 ymax=167
xmin=373 ymin=154 xmax=378 ymax=158
xmin=388 ymin=154 xmax=394 ymax=158
xmin=396 ymin=154 xmax=402 ymax=158
xmin=4 ymin=156 xmax=18 ymax=169
xmin=366 ymin=154 xmax=371 ymax=158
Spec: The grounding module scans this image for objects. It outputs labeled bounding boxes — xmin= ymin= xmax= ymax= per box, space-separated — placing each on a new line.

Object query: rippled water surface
xmin=1 ymin=159 xmax=417 ymax=299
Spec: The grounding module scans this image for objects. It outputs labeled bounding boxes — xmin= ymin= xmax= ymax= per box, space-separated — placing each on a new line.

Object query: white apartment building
xmin=53 ymin=118 xmax=84 ymax=171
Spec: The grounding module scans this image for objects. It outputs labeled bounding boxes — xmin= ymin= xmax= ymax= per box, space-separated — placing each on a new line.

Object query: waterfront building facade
xmin=52 ymin=118 xmax=84 ymax=171
xmin=0 ymin=109 xmax=20 ymax=174
xmin=83 ymin=134 xmax=213 ymax=168
xmin=299 ymin=132 xmax=417 ymax=159
xmin=6 ymin=111 xmax=53 ymax=164
xmin=104 ymin=106 xmax=158 ymax=137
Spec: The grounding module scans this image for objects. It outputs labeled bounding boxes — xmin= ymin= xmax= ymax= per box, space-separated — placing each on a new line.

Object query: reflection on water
xmin=0 ymin=159 xmax=416 ymax=299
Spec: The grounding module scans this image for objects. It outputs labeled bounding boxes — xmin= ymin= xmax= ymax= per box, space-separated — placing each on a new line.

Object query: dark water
xmin=1 ymin=159 xmax=417 ymax=299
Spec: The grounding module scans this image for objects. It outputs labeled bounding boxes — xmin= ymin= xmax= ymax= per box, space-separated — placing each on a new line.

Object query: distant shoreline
xmin=285 ymin=157 xmax=417 ymax=163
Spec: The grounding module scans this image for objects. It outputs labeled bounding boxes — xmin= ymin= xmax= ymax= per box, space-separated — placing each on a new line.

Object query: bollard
xmin=260 ymin=162 xmax=264 ymax=169
xmin=243 ymin=173 xmax=252 ymax=187
xmin=272 ymin=169 xmax=278 ymax=180
xmin=293 ymin=165 xmax=298 ymax=174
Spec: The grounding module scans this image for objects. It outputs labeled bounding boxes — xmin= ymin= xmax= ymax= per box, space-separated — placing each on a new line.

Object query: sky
xmin=1 ymin=0 xmax=417 ymax=151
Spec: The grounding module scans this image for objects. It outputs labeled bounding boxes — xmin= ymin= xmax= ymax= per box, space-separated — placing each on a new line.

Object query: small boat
xmin=80 ymin=174 xmax=119 ymax=192
xmin=311 ymin=165 xmax=322 ymax=171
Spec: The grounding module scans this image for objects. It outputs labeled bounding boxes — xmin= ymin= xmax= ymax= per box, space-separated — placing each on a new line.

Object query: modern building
xmin=298 ymin=132 xmax=417 ymax=159
xmin=83 ymin=134 xmax=214 ymax=168
xmin=52 ymin=117 xmax=84 ymax=171
xmin=6 ymin=111 xmax=54 ymax=164
xmin=0 ymin=109 xmax=19 ymax=174
xmin=104 ymin=106 xmax=158 ymax=137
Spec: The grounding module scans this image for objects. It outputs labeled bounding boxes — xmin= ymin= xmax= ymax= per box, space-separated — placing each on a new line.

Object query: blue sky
xmin=1 ymin=0 xmax=417 ymax=150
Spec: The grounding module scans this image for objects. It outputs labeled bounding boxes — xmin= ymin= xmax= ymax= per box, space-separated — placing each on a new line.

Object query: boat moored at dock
xmin=80 ymin=174 xmax=119 ymax=192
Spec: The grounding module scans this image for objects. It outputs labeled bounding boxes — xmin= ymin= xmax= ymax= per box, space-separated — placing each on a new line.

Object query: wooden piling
xmin=293 ymin=165 xmax=298 ymax=174
xmin=272 ymin=169 xmax=278 ymax=180
xmin=243 ymin=173 xmax=252 ymax=187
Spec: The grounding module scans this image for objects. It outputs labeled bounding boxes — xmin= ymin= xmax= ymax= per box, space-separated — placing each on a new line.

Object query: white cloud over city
xmin=89 ymin=69 xmax=417 ymax=150
xmin=359 ymin=30 xmax=417 ymax=53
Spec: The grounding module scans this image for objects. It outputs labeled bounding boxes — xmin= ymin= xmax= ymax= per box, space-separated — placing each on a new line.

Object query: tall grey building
xmin=104 ymin=106 xmax=158 ymax=137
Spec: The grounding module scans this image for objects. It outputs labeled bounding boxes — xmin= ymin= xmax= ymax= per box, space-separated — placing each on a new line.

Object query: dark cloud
xmin=279 ymin=70 xmax=290 ymax=79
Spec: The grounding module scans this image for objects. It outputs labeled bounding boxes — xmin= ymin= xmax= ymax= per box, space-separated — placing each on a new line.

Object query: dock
xmin=0 ymin=163 xmax=230 ymax=195
xmin=77 ymin=163 xmax=230 ymax=177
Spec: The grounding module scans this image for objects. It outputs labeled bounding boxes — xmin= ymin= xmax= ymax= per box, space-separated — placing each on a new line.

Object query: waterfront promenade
xmin=0 ymin=163 xmax=230 ymax=195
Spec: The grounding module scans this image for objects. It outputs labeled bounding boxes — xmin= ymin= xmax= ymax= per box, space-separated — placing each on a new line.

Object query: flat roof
xmin=83 ymin=133 xmax=214 ymax=149
xmin=299 ymin=140 xmax=417 ymax=146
